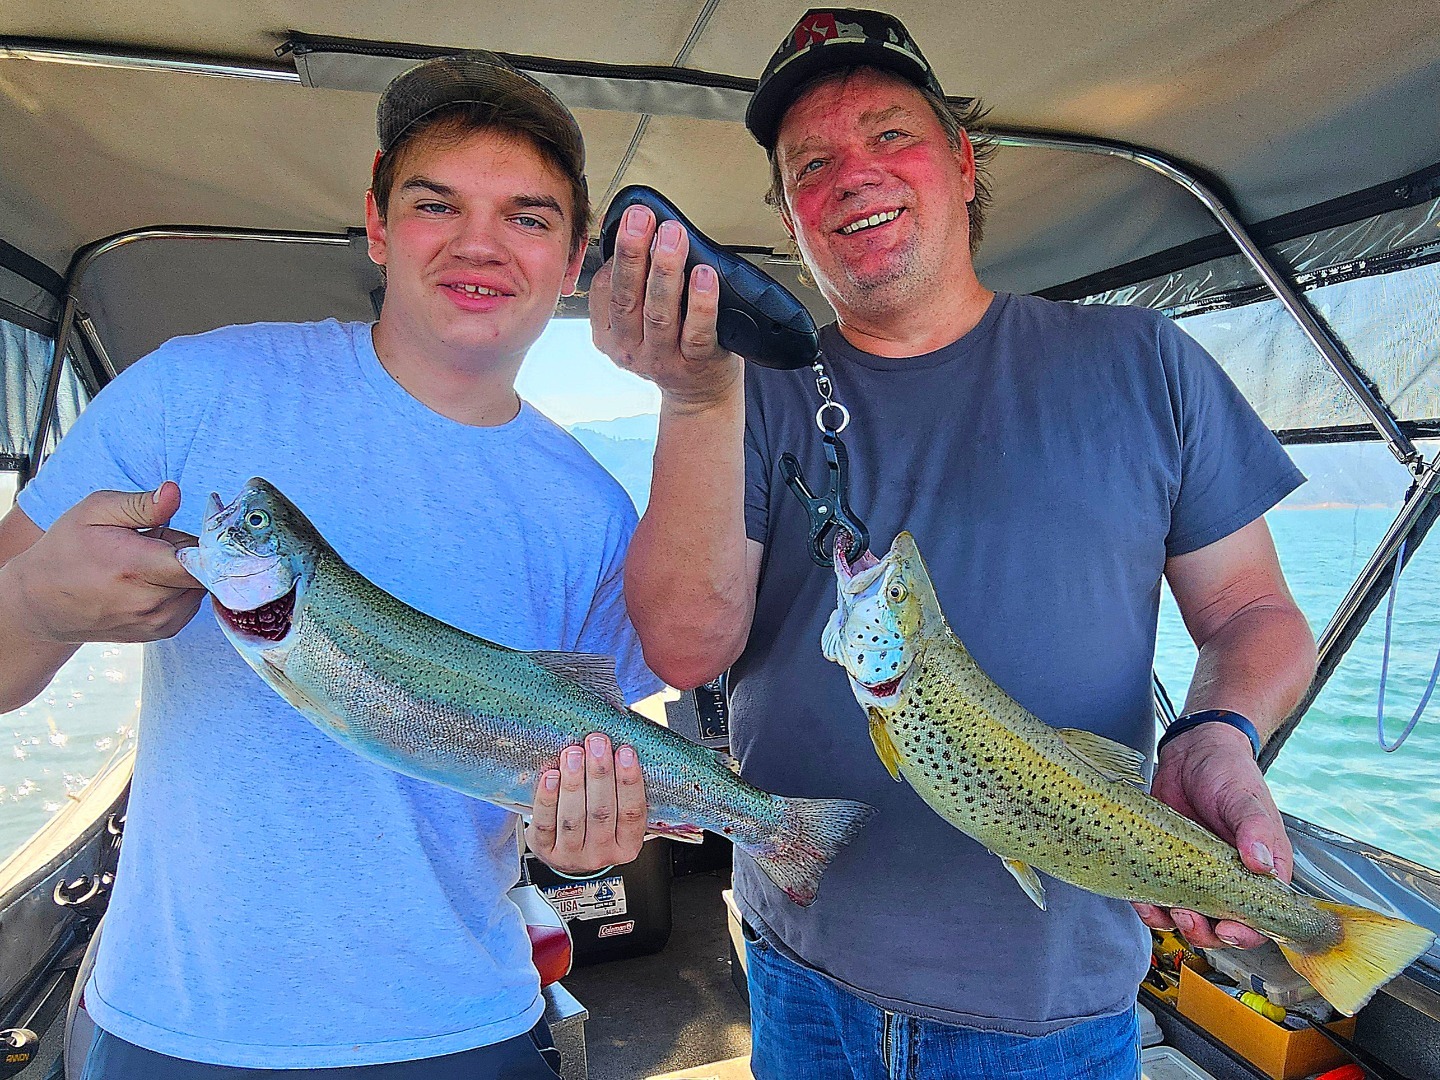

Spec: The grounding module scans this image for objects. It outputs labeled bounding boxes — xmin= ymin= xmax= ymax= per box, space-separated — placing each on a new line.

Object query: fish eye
xmin=244 ymin=509 xmax=270 ymax=530
xmin=887 ymin=582 xmax=908 ymax=602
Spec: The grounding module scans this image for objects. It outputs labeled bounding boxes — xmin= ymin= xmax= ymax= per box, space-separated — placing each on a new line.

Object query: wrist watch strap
xmin=1156 ymin=708 xmax=1262 ymax=759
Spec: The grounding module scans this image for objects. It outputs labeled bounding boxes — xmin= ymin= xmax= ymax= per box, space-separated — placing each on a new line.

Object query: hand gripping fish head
xmin=180 ymin=479 xmax=875 ymax=907
xmin=822 ymin=530 xmax=1434 ymax=1015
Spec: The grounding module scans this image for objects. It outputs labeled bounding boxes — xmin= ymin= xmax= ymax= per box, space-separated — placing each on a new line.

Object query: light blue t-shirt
xmin=18 ymin=320 xmax=662 ymax=1068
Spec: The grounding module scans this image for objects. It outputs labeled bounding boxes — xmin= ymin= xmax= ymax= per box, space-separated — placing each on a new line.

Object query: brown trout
xmin=822 ymin=530 xmax=1433 ymax=1014
xmin=177 ymin=478 xmax=873 ymax=905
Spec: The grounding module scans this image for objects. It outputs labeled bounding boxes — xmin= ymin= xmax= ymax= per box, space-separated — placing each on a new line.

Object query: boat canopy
xmin=2 ymin=1 xmax=1439 ymax=416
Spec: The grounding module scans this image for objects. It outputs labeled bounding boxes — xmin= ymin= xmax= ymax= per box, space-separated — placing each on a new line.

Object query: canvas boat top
xmin=1 ymin=3 xmax=1440 ymax=1078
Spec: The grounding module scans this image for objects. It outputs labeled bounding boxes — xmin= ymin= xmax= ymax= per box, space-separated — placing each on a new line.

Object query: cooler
xmin=525 ymin=836 xmax=673 ymax=965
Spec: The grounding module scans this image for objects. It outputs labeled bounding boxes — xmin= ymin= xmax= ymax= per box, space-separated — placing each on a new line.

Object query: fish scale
xmin=287 ymin=575 xmax=779 ymax=834
xmin=179 ymin=477 xmax=876 ymax=907
xmin=886 ymin=652 xmax=1334 ymax=941
xmin=825 ymin=530 xmax=1434 ymax=1015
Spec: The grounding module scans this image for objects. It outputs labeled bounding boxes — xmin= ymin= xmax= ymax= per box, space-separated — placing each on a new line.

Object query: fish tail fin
xmin=749 ymin=796 xmax=876 ymax=908
xmin=1277 ymin=900 xmax=1435 ymax=1016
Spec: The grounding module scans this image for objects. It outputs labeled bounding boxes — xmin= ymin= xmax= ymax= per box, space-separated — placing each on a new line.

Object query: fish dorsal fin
xmin=867 ymin=708 xmax=903 ymax=782
xmin=1056 ymin=728 xmax=1147 ymax=787
xmin=998 ymin=856 xmax=1048 ymax=910
xmin=527 ymin=651 xmax=625 ymax=711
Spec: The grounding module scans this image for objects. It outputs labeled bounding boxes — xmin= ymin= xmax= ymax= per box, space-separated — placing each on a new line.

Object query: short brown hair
xmin=765 ymin=67 xmax=995 ymax=255
xmin=371 ymin=102 xmax=591 ymax=257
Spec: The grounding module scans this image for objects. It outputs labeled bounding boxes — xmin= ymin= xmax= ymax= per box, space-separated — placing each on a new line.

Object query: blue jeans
xmin=745 ymin=931 xmax=1140 ymax=1080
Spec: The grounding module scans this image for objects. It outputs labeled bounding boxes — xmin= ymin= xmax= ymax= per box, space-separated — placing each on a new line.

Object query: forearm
xmin=626 ymin=385 xmax=753 ymax=688
xmin=0 ymin=563 xmax=80 ymax=713
xmin=1182 ymin=602 xmax=1317 ymax=738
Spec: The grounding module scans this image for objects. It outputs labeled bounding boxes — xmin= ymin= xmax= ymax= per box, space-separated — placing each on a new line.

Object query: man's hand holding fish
xmin=1140 ymin=723 xmax=1291 ymax=950
xmin=0 ymin=481 xmax=204 ymax=711
xmin=525 ymin=732 xmax=649 ymax=875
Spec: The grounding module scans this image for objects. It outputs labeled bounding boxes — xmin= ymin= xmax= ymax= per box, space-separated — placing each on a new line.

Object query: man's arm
xmin=0 ymin=483 xmax=204 ymax=713
xmin=0 ymin=506 xmax=77 ymax=711
xmin=590 ymin=205 xmax=762 ymax=689
xmin=1136 ymin=516 xmax=1317 ymax=948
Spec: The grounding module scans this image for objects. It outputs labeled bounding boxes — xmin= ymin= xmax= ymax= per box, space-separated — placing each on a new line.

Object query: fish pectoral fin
xmin=1056 ymin=728 xmax=1147 ymax=787
xmin=867 ymin=708 xmax=903 ymax=782
xmin=999 ymin=857 xmax=1048 ymax=910
xmin=526 ymin=650 xmax=626 ymax=711
xmin=821 ymin=606 xmax=844 ymax=663
xmin=253 ymin=650 xmax=338 ymax=725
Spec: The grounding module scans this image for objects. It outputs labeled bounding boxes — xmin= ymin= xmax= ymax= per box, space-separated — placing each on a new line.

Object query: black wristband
xmin=1156 ymin=709 xmax=1262 ymax=759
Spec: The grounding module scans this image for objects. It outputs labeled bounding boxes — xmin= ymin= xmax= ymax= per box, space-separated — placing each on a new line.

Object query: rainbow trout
xmin=178 ymin=478 xmax=873 ymax=905
xmin=823 ymin=531 xmax=1433 ymax=1013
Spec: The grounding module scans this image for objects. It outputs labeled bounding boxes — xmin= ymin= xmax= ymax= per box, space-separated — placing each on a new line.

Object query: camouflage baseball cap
xmin=745 ymin=9 xmax=945 ymax=151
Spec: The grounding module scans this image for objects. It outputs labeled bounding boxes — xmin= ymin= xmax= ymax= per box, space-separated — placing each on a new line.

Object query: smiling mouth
xmin=838 ymin=209 xmax=903 ymax=236
xmin=216 ymin=584 xmax=297 ymax=643
xmin=446 ymin=283 xmax=506 ymax=297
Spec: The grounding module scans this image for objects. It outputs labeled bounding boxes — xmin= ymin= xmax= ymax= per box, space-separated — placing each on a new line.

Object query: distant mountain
xmin=571 ymin=414 xmax=660 ymax=444
xmin=566 ymin=414 xmax=1418 ymax=515
xmin=567 ymin=415 xmax=658 ymax=511
xmin=1280 ymin=442 xmax=1414 ymax=510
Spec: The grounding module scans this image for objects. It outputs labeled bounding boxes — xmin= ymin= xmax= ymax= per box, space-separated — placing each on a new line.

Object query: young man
xmin=590 ymin=9 xmax=1316 ymax=1078
xmin=0 ymin=56 xmax=658 ymax=1077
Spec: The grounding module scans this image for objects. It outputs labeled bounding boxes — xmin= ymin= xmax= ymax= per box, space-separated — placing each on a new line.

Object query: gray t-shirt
xmin=735 ymin=293 xmax=1304 ymax=1034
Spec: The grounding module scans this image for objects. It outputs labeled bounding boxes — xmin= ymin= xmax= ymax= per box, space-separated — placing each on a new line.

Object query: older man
xmin=591 ymin=8 xmax=1316 ymax=1079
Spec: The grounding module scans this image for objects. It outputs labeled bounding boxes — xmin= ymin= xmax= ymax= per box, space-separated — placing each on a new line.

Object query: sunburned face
xmin=364 ymin=128 xmax=585 ymax=369
xmin=775 ymin=69 xmax=977 ymax=322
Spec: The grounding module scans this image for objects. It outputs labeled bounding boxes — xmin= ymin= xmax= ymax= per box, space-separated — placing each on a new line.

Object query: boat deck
xmin=566 ymin=871 xmax=751 ymax=1079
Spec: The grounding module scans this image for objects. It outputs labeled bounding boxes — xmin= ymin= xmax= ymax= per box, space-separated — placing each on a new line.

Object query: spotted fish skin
xmin=179 ymin=478 xmax=875 ymax=906
xmin=824 ymin=531 xmax=1434 ymax=1014
xmin=886 ymin=639 xmax=1331 ymax=937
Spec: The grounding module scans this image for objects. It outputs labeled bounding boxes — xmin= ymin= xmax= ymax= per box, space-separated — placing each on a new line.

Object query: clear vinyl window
xmin=1155 ymin=441 xmax=1440 ymax=870
xmin=1 ymin=321 xmax=138 ymax=864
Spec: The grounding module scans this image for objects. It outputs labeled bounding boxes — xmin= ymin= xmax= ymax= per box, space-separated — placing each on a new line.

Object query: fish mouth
xmin=215 ymin=583 xmax=298 ymax=644
xmin=852 ymin=671 xmax=908 ymax=708
xmin=835 ymin=532 xmax=883 ymax=593
xmin=863 ymin=674 xmax=904 ymax=698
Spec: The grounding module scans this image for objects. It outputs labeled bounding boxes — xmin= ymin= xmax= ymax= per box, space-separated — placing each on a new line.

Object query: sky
xmin=516 ymin=318 xmax=660 ymax=427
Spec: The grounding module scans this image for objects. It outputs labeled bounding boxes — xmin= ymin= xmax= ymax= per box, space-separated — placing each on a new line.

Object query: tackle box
xmin=1177 ymin=965 xmax=1354 ymax=1079
xmin=1200 ymin=940 xmax=1320 ymax=1008
xmin=525 ymin=835 xmax=673 ymax=965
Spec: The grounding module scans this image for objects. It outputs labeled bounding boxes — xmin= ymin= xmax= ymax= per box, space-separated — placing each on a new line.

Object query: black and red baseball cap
xmin=745 ymin=9 xmax=945 ymax=151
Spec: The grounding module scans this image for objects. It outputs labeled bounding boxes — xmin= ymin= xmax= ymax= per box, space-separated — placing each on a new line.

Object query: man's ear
xmin=364 ymin=190 xmax=388 ymax=268
xmin=954 ymin=129 xmax=977 ymax=203
xmin=560 ymin=240 xmax=587 ymax=298
xmin=779 ymin=202 xmax=797 ymax=242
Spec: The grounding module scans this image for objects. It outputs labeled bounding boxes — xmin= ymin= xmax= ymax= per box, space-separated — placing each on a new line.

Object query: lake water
xmin=1157 ymin=506 xmax=1440 ymax=870
xmin=3 ymin=490 xmax=1438 ymax=872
